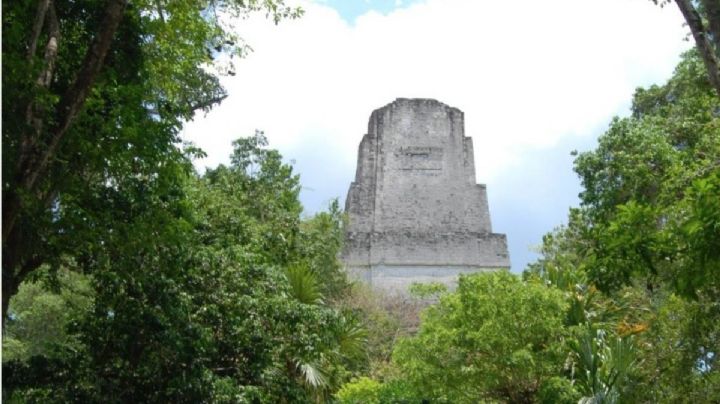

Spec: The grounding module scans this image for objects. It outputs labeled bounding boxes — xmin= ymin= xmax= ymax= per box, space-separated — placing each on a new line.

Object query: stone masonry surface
xmin=343 ymin=98 xmax=510 ymax=293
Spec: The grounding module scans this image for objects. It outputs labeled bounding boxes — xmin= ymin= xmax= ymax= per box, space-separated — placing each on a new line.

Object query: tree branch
xmin=4 ymin=0 xmax=129 ymax=246
xmin=25 ymin=2 xmax=60 ymax=133
xmin=188 ymin=94 xmax=228 ymax=112
xmin=676 ymin=0 xmax=720 ymax=97
xmin=36 ymin=3 xmax=60 ymax=88
xmin=22 ymin=2 xmax=60 ymax=183
xmin=27 ymin=0 xmax=51 ymax=61
xmin=42 ymin=0 xmax=129 ymax=172
xmin=155 ymin=0 xmax=166 ymax=23
xmin=5 ymin=2 xmax=63 ymax=246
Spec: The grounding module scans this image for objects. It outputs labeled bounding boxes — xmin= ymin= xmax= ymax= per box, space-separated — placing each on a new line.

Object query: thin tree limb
xmin=188 ymin=94 xmax=228 ymax=112
xmin=25 ymin=2 xmax=60 ymax=128
xmin=155 ymin=0 xmax=166 ymax=23
xmin=37 ymin=4 xmax=60 ymax=88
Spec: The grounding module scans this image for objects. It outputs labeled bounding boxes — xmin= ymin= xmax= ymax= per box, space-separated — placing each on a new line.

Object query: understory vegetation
xmin=3 ymin=0 xmax=719 ymax=402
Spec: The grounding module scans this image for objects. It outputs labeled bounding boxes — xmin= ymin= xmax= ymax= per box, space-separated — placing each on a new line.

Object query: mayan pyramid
xmin=343 ymin=98 xmax=510 ymax=293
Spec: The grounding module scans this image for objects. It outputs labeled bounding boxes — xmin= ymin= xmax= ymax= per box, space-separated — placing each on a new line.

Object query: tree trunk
xmin=676 ymin=0 xmax=720 ymax=97
xmin=20 ymin=0 xmax=129 ymax=199
xmin=2 ymin=274 xmax=17 ymax=331
xmin=2 ymin=236 xmax=43 ymax=330
xmin=27 ymin=0 xmax=51 ymax=61
xmin=2 ymin=0 xmax=129 ymax=323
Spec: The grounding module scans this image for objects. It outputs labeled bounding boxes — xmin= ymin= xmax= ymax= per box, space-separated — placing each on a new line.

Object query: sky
xmin=181 ymin=0 xmax=691 ymax=272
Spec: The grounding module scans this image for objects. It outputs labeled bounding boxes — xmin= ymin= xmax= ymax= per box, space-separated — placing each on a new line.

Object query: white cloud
xmin=182 ymin=0 xmax=689 ymax=198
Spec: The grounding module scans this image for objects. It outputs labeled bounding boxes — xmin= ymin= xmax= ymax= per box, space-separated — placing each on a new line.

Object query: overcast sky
xmin=181 ymin=0 xmax=691 ymax=272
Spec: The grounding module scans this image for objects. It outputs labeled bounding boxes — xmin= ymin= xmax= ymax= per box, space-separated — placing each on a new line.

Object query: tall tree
xmin=2 ymin=0 xmax=301 ymax=322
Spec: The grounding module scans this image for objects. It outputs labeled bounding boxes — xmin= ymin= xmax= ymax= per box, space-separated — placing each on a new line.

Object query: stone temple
xmin=342 ymin=98 xmax=510 ymax=293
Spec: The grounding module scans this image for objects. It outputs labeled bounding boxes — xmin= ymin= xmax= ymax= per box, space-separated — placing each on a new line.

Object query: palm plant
xmin=284 ymin=264 xmax=369 ymax=401
xmin=286 ymin=264 xmax=324 ymax=305
xmin=572 ymin=325 xmax=637 ymax=404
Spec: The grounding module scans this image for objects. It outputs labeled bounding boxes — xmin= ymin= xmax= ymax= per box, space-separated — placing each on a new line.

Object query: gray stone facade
xmin=343 ymin=98 xmax=510 ymax=293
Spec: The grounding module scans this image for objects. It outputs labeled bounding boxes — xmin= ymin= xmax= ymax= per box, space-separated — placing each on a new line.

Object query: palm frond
xmin=337 ymin=317 xmax=368 ymax=360
xmin=298 ymin=360 xmax=329 ymax=388
xmin=286 ymin=264 xmax=323 ymax=305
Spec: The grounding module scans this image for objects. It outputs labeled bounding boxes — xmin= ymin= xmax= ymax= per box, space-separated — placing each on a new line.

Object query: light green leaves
xmin=390 ymin=272 xmax=569 ymax=403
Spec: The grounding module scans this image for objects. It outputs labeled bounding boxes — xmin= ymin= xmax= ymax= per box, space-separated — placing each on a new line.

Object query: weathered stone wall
xmin=343 ymin=98 xmax=510 ymax=292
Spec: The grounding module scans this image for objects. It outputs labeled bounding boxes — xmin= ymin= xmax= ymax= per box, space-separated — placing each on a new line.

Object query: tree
xmin=336 ymin=376 xmax=420 ymax=404
xmin=390 ymin=272 xmax=569 ymax=403
xmin=296 ymin=199 xmax=350 ymax=301
xmin=525 ymin=210 xmax=720 ymax=402
xmin=2 ymin=134 xmax=363 ymax=402
xmin=2 ymin=0 xmax=301 ymax=323
xmin=524 ymin=48 xmax=720 ymax=402
xmin=2 ymin=268 xmax=93 ymax=363
xmin=573 ymin=50 xmax=720 ymax=299
xmin=631 ymin=294 xmax=720 ymax=402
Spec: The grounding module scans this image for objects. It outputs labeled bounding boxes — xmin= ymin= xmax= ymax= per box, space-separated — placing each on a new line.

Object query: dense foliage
xmin=3 ymin=134 xmax=361 ymax=402
xmin=2 ymin=0 xmax=300 ymax=323
xmin=394 ymin=272 xmax=569 ymax=403
xmin=572 ymin=52 xmax=720 ymax=299
xmin=2 ymin=269 xmax=93 ymax=363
